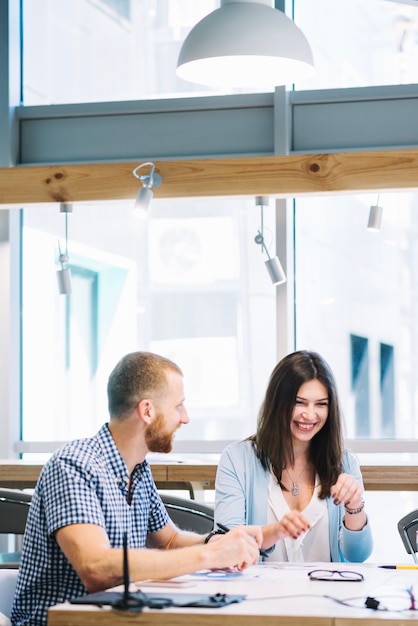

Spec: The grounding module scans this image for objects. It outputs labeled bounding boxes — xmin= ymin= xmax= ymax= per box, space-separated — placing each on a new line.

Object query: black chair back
xmin=160 ymin=494 xmax=214 ymax=534
xmin=0 ymin=488 xmax=32 ymax=567
xmin=397 ymin=509 xmax=418 ymax=563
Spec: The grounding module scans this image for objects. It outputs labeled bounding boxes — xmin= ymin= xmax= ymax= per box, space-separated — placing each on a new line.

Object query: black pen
xmin=216 ymin=522 xmax=232 ymax=533
xmin=215 ymin=522 xmax=270 ymax=558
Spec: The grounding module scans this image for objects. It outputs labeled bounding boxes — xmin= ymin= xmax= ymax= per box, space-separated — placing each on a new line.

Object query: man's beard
xmin=145 ymin=411 xmax=177 ymax=453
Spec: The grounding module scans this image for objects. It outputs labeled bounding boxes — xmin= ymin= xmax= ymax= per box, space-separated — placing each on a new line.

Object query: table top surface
xmin=47 ymin=563 xmax=418 ymax=626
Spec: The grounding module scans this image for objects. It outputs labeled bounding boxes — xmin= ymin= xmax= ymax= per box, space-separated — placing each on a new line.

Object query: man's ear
xmin=137 ymin=398 xmax=154 ymax=425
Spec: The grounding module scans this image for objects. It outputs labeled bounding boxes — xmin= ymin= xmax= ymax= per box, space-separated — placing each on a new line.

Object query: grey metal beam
xmin=18 ymin=94 xmax=275 ymax=164
xmin=291 ymin=84 xmax=418 ymax=153
xmin=16 ymin=84 xmax=418 ymax=165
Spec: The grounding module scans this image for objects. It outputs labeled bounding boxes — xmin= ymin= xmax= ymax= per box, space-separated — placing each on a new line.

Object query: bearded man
xmin=12 ymin=351 xmax=262 ymax=626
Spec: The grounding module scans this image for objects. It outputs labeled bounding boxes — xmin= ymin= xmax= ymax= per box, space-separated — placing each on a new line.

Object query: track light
xmin=57 ymin=203 xmax=72 ymax=295
xmin=176 ymin=0 xmax=314 ymax=88
xmin=254 ymin=196 xmax=286 ymax=286
xmin=264 ymin=255 xmax=287 ymax=285
xmin=367 ymin=194 xmax=383 ymax=232
xmin=132 ymin=161 xmax=162 ymax=216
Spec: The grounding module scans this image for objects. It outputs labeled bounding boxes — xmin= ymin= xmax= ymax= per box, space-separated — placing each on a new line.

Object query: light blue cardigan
xmin=214 ymin=440 xmax=373 ymax=562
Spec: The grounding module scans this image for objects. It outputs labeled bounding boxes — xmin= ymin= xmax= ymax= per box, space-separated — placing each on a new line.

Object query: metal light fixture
xmin=132 ymin=161 xmax=162 ymax=216
xmin=254 ymin=196 xmax=286 ymax=286
xmin=176 ymin=0 xmax=314 ymax=89
xmin=367 ymin=194 xmax=383 ymax=232
xmin=57 ymin=203 xmax=72 ymax=295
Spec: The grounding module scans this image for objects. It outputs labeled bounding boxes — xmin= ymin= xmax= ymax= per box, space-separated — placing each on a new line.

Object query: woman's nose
xmin=302 ymin=406 xmax=315 ymax=419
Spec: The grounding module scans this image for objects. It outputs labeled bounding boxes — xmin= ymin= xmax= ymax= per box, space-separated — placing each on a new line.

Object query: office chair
xmin=0 ymin=567 xmax=19 ymax=619
xmin=0 ymin=488 xmax=32 ymax=568
xmin=160 ymin=494 xmax=214 ymax=534
xmin=397 ymin=509 xmax=418 ymax=563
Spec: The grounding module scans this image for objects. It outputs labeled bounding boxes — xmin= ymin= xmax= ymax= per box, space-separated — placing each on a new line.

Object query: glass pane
xmin=295 ymin=0 xmax=418 ymax=90
xmin=21 ymin=197 xmax=278 ymax=445
xmin=22 ymin=0 xmax=270 ymax=105
xmin=22 ymin=1 xmax=418 ymax=104
xmin=294 ymin=192 xmax=418 ymax=439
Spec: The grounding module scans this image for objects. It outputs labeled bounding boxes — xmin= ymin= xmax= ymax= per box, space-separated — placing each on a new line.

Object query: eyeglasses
xmin=308 ymin=569 xmax=364 ymax=582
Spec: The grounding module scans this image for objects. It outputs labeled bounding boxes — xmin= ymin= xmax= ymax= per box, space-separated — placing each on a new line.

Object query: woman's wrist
xmin=344 ymin=498 xmax=365 ymax=515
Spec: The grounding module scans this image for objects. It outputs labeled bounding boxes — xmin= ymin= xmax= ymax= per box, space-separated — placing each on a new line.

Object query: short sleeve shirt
xmin=11 ymin=423 xmax=169 ymax=626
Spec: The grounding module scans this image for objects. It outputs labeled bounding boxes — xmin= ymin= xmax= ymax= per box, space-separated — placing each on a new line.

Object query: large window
xmin=22 ymin=0 xmax=228 ymax=105
xmin=297 ymin=0 xmax=418 ymax=90
xmin=8 ymin=0 xmax=418 ymax=566
xmin=22 ymin=0 xmax=418 ymax=105
xmin=21 ymin=197 xmax=278 ymax=449
xmin=21 ymin=189 xmax=418 ymax=450
xmin=294 ymin=191 xmax=418 ymax=440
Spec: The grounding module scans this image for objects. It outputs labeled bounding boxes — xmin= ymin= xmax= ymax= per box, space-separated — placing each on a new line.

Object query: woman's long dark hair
xmin=249 ymin=350 xmax=344 ymax=499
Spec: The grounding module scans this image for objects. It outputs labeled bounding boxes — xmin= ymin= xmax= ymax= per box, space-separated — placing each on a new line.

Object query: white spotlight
xmin=56 ymin=203 xmax=73 ymax=295
xmin=132 ymin=162 xmax=162 ymax=216
xmin=254 ymin=196 xmax=286 ymax=286
xmin=367 ymin=204 xmax=383 ymax=232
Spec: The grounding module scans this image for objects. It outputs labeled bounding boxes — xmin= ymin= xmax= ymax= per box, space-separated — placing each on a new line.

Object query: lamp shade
xmin=176 ymin=0 xmax=314 ymax=88
xmin=57 ymin=267 xmax=72 ymax=295
xmin=133 ymin=187 xmax=153 ymax=216
xmin=367 ymin=204 xmax=383 ymax=232
xmin=265 ymin=256 xmax=286 ymax=286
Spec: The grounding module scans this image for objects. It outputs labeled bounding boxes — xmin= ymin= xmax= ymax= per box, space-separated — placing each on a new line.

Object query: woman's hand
xmin=330 ymin=473 xmax=363 ymax=509
xmin=267 ymin=510 xmax=311 ymax=544
xmin=330 ymin=473 xmax=367 ymax=531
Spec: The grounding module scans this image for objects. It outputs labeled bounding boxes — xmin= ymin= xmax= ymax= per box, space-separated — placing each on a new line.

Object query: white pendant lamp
xmin=176 ymin=0 xmax=314 ymax=88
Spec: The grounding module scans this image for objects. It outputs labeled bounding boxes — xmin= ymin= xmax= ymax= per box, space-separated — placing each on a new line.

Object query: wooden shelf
xmin=0 ymin=460 xmax=417 ymax=492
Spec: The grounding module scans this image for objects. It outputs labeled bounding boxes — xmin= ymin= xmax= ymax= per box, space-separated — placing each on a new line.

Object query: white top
xmin=266 ymin=472 xmax=330 ymax=562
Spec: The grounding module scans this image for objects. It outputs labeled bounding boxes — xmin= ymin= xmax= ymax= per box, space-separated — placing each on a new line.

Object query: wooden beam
xmin=1 ymin=149 xmax=418 ymax=206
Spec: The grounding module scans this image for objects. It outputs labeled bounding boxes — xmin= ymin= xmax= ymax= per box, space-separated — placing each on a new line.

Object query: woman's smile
xmin=291 ymin=379 xmax=329 ymax=440
xmin=294 ymin=420 xmax=317 ymax=431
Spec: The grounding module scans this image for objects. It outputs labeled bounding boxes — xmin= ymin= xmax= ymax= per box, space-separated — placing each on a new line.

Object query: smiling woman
xmin=214 ymin=350 xmax=373 ymax=564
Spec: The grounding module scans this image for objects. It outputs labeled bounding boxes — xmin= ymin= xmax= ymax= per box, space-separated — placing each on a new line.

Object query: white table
xmin=48 ymin=562 xmax=418 ymax=626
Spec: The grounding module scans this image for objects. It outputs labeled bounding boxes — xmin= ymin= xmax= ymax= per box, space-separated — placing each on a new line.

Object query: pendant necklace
xmin=285 ymin=462 xmax=309 ymax=496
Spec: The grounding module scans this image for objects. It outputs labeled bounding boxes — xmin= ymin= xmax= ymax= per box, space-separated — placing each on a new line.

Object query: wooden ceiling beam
xmin=1 ymin=149 xmax=418 ymax=207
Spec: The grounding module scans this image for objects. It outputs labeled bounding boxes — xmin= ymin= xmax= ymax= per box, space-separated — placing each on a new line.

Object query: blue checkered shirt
xmin=11 ymin=423 xmax=169 ymax=626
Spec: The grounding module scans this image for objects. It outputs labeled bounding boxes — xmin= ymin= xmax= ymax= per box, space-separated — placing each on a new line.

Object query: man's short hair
xmin=107 ymin=351 xmax=183 ymax=419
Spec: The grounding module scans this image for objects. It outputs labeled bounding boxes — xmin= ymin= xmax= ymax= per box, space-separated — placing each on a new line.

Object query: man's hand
xmin=205 ymin=525 xmax=262 ymax=571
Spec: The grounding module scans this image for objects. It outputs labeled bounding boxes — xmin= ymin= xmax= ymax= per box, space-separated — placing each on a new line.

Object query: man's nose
xmin=180 ymin=406 xmax=189 ymax=424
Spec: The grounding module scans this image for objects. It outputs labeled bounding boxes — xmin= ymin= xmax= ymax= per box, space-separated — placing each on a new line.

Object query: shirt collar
xmin=98 ymin=423 xmax=148 ymax=486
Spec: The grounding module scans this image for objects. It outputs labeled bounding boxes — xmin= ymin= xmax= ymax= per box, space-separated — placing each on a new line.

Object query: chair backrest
xmin=0 ymin=568 xmax=19 ymax=619
xmin=0 ymin=489 xmax=32 ymax=535
xmin=160 ymin=494 xmax=214 ymax=534
xmin=0 ymin=489 xmax=32 ymax=568
xmin=397 ymin=509 xmax=418 ymax=563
